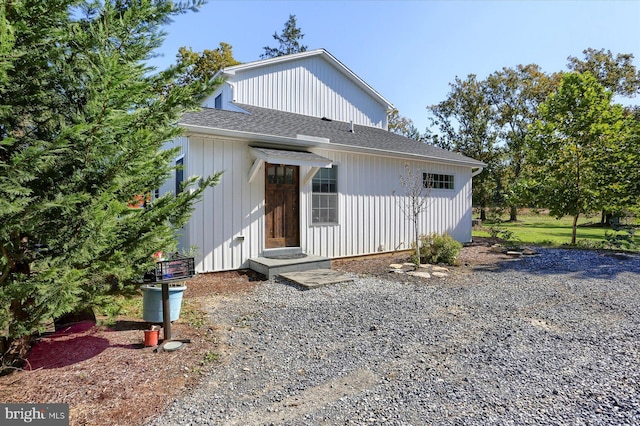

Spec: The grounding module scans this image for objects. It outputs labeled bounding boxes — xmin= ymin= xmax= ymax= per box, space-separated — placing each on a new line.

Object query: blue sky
xmin=150 ymin=0 xmax=640 ymax=132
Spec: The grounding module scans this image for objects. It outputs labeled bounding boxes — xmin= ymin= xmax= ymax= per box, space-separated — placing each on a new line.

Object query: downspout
xmin=471 ymin=167 xmax=484 ymax=177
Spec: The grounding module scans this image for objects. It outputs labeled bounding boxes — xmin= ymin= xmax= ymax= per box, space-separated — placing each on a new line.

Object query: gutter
xmin=320 ymin=142 xmax=487 ymax=169
xmin=471 ymin=167 xmax=484 ymax=177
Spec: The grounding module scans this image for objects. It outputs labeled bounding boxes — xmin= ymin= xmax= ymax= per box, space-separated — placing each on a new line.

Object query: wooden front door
xmin=265 ymin=163 xmax=300 ymax=248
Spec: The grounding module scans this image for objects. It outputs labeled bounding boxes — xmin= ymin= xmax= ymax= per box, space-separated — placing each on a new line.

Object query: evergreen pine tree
xmin=261 ymin=14 xmax=307 ymax=59
xmin=0 ymin=0 xmax=221 ymax=366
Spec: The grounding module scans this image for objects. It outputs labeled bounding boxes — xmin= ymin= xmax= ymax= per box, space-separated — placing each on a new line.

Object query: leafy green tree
xmin=428 ymin=75 xmax=501 ymax=221
xmin=486 ymin=65 xmax=560 ymax=221
xmin=388 ymin=108 xmax=424 ymax=140
xmin=624 ymin=115 xmax=640 ymax=215
xmin=599 ymin=108 xmax=640 ymax=219
xmin=0 ymin=0 xmax=221 ymax=366
xmin=425 ymin=48 xmax=638 ymax=226
xmin=176 ymin=41 xmax=240 ymax=85
xmin=567 ymin=48 xmax=640 ymax=223
xmin=567 ymin=48 xmax=640 ymax=97
xmin=524 ymin=72 xmax=630 ymax=244
xmin=261 ymin=14 xmax=307 ymax=59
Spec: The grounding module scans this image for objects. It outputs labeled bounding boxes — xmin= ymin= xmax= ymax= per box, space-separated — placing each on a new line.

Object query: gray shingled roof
xmin=179 ymin=104 xmax=485 ymax=167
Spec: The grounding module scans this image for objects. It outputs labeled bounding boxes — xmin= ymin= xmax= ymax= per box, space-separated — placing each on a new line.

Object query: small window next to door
xmin=312 ymin=166 xmax=338 ymax=224
xmin=175 ymin=157 xmax=184 ymax=195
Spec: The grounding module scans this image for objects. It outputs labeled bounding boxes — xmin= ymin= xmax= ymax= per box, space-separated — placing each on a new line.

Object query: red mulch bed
xmin=0 ymin=271 xmax=266 ymax=426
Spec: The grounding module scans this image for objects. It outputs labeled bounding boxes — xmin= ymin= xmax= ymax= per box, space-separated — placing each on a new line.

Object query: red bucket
xmin=144 ymin=329 xmax=159 ymax=347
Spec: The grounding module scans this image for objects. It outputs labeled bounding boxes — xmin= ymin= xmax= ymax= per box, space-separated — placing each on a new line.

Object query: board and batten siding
xmin=184 ymin=136 xmax=263 ymax=272
xmin=226 ymin=56 xmax=388 ymax=129
xmin=301 ymin=149 xmax=473 ymax=259
xmin=174 ymin=136 xmax=473 ymax=273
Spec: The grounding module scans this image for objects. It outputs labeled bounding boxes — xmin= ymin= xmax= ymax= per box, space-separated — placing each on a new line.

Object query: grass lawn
xmin=473 ymin=210 xmax=640 ymax=249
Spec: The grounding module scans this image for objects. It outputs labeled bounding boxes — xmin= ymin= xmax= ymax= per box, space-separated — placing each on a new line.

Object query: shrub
xmin=575 ymin=239 xmax=606 ymax=250
xmin=486 ymin=225 xmax=519 ymax=248
xmin=487 ymin=224 xmax=503 ymax=238
xmin=604 ymin=227 xmax=638 ymax=251
xmin=416 ymin=233 xmax=462 ymax=266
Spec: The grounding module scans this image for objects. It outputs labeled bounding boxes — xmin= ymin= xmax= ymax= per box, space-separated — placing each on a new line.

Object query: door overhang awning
xmin=248 ymin=147 xmax=333 ymax=185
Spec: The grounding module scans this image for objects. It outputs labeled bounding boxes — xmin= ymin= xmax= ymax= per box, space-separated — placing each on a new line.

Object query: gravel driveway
xmin=151 ymin=249 xmax=640 ymax=425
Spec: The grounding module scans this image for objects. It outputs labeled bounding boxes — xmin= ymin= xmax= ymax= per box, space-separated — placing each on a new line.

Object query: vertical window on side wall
xmin=312 ymin=166 xmax=338 ymax=224
xmin=175 ymin=157 xmax=184 ymax=195
xmin=214 ymin=94 xmax=222 ymax=109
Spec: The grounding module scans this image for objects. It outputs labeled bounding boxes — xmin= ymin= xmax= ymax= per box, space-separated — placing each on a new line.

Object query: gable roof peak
xmin=218 ymin=49 xmax=394 ymax=110
xmin=220 ymin=48 xmax=329 ymax=75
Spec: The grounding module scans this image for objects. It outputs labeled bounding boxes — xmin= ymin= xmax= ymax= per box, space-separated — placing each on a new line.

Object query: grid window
xmin=312 ymin=167 xmax=338 ymax=224
xmin=424 ymin=173 xmax=454 ymax=190
xmin=266 ymin=165 xmax=296 ymax=184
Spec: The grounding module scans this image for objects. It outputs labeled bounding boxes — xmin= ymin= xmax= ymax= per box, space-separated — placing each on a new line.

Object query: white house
xmin=161 ymin=49 xmax=484 ymax=274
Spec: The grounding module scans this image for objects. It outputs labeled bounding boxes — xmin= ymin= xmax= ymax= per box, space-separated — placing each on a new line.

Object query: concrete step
xmin=262 ymin=247 xmax=303 ymax=258
xmin=279 ymin=269 xmax=353 ymax=290
xmin=249 ymin=254 xmax=331 ymax=279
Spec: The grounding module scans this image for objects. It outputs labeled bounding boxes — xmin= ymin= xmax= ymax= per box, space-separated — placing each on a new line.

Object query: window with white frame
xmin=423 ymin=172 xmax=454 ymax=190
xmin=312 ymin=166 xmax=338 ymax=224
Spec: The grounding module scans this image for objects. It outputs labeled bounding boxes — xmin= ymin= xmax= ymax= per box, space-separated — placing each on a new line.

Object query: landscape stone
xmin=432 ymin=266 xmax=449 ymax=272
xmin=389 ymin=264 xmax=404 ymax=269
xmin=432 ymin=271 xmax=448 ymax=278
xmin=506 ymin=251 xmax=523 ymax=256
xmin=406 ymin=271 xmax=431 ymax=279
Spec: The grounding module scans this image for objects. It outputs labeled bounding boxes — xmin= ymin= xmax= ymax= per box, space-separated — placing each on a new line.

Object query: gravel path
xmin=151 ymin=249 xmax=640 ymax=425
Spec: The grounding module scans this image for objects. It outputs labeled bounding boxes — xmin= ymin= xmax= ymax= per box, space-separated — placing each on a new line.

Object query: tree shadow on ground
xmin=490 ymin=248 xmax=640 ymax=280
xmin=27 ymin=320 xmax=149 ymax=370
xmin=28 ymin=334 xmax=109 ymax=370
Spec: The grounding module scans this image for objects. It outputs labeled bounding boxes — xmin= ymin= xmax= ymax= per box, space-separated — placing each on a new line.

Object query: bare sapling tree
xmin=395 ymin=162 xmax=433 ymax=262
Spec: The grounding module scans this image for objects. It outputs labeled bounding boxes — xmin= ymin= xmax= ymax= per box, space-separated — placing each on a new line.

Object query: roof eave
xmin=179 ymin=124 xmax=326 ymax=148
xmin=325 ymin=142 xmax=487 ymax=168
xmin=179 ymin=124 xmax=486 ymax=169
